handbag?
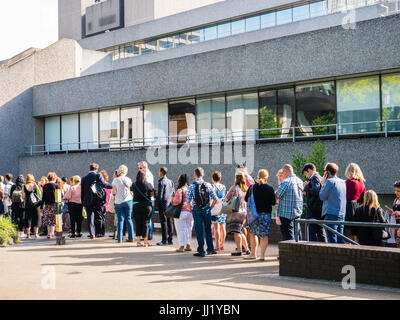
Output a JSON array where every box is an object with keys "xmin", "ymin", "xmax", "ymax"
[
  {"xmin": 29, "ymin": 185, "xmax": 41, "ymax": 207},
  {"xmin": 211, "ymin": 184, "xmax": 224, "ymax": 216},
  {"xmin": 246, "ymin": 185, "xmax": 260, "ymax": 225},
  {"xmin": 108, "ymin": 195, "xmax": 116, "ymax": 214},
  {"xmin": 221, "ymin": 187, "xmax": 240, "ymax": 214},
  {"xmin": 372, "ymin": 208, "xmax": 391, "ymax": 241},
  {"xmin": 62, "ymin": 202, "xmax": 69, "ymax": 214},
  {"xmin": 164, "ymin": 189, "xmax": 184, "ymax": 219}
]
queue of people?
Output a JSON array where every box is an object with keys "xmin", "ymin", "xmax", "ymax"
[{"xmin": 1, "ymin": 160, "xmax": 399, "ymax": 257}]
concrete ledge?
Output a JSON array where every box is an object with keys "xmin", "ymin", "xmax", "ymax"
[{"xmin": 279, "ymin": 241, "xmax": 400, "ymax": 288}]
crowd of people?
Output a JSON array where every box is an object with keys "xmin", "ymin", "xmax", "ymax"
[{"xmin": 0, "ymin": 160, "xmax": 399, "ymax": 258}]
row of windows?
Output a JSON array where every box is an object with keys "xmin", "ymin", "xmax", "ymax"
[
  {"xmin": 44, "ymin": 72, "xmax": 400, "ymax": 151},
  {"xmin": 105, "ymin": 0, "xmax": 382, "ymax": 61}
]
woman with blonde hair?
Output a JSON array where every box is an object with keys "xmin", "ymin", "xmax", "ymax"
[
  {"xmin": 352, "ymin": 190, "xmax": 387, "ymax": 246},
  {"xmin": 344, "ymin": 163, "xmax": 366, "ymax": 239},
  {"xmin": 22, "ymin": 174, "xmax": 41, "ymax": 239},
  {"xmin": 224, "ymin": 173, "xmax": 250, "ymax": 256},
  {"xmin": 63, "ymin": 176, "xmax": 83, "ymax": 238},
  {"xmin": 245, "ymin": 169, "xmax": 276, "ymax": 260},
  {"xmin": 112, "ymin": 165, "xmax": 135, "ymax": 243}
]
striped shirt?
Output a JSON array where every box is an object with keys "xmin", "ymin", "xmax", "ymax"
[{"xmin": 276, "ymin": 174, "xmax": 304, "ymax": 220}]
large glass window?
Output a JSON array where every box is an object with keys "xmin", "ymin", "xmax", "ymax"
[
  {"xmin": 144, "ymin": 102, "xmax": 169, "ymax": 146},
  {"xmin": 293, "ymin": 4, "xmax": 310, "ymax": 22},
  {"xmin": 197, "ymin": 96, "xmax": 226, "ymax": 142},
  {"xmin": 169, "ymin": 99, "xmax": 196, "ymax": 144},
  {"xmin": 295, "ymin": 82, "xmax": 336, "ymax": 136},
  {"xmin": 99, "ymin": 109, "xmax": 120, "ymax": 148},
  {"xmin": 141, "ymin": 40, "xmax": 158, "ymax": 55},
  {"xmin": 276, "ymin": 8, "xmax": 293, "ymax": 25},
  {"xmin": 121, "ymin": 106, "xmax": 143, "ymax": 147},
  {"xmin": 80, "ymin": 111, "xmax": 98, "ymax": 150},
  {"xmin": 259, "ymin": 89, "xmax": 295, "ymax": 139},
  {"xmin": 45, "ymin": 116, "xmax": 60, "ymax": 152},
  {"xmin": 245, "ymin": 16, "xmax": 260, "ymax": 32},
  {"xmin": 231, "ymin": 19, "xmax": 245, "ymax": 35},
  {"xmin": 337, "ymin": 76, "xmax": 380, "ymax": 134},
  {"xmin": 347, "ymin": 0, "xmax": 367, "ymax": 9},
  {"xmin": 204, "ymin": 26, "xmax": 217, "ymax": 41},
  {"xmin": 310, "ymin": 1, "xmax": 327, "ymax": 17},
  {"xmin": 227, "ymin": 92, "xmax": 258, "ymax": 141},
  {"xmin": 61, "ymin": 114, "xmax": 79, "ymax": 151},
  {"xmin": 382, "ymin": 73, "xmax": 400, "ymax": 132},
  {"xmin": 217, "ymin": 22, "xmax": 231, "ymax": 38},
  {"xmin": 330, "ymin": 0, "xmax": 347, "ymax": 13},
  {"xmin": 261, "ymin": 11, "xmax": 276, "ymax": 28},
  {"xmin": 191, "ymin": 29, "xmax": 205, "ymax": 44}
]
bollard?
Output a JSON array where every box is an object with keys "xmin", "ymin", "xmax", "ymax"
[{"xmin": 54, "ymin": 189, "xmax": 66, "ymax": 245}]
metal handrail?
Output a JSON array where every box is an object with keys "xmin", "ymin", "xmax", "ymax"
[
  {"xmin": 294, "ymin": 218, "xmax": 400, "ymax": 245},
  {"xmin": 24, "ymin": 119, "xmax": 400, "ymax": 156}
]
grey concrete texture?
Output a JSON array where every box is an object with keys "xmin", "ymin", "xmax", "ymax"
[
  {"xmin": 18, "ymin": 136, "xmax": 400, "ymax": 194},
  {"xmin": 33, "ymin": 13, "xmax": 400, "ymax": 117},
  {"xmin": 2, "ymin": 234, "xmax": 400, "ymax": 300}
]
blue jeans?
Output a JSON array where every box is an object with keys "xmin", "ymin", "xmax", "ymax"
[
  {"xmin": 280, "ymin": 216, "xmax": 302, "ymax": 241},
  {"xmin": 115, "ymin": 201, "xmax": 134, "ymax": 242},
  {"xmin": 192, "ymin": 206, "xmax": 213, "ymax": 255},
  {"xmin": 324, "ymin": 214, "xmax": 345, "ymax": 244}
]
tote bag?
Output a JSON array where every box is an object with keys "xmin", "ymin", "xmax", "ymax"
[
  {"xmin": 165, "ymin": 189, "xmax": 184, "ymax": 219},
  {"xmin": 246, "ymin": 185, "xmax": 259, "ymax": 225}
]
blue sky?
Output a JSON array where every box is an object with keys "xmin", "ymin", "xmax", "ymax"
[{"xmin": 0, "ymin": 0, "xmax": 58, "ymax": 61}]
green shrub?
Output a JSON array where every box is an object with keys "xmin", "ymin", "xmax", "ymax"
[{"xmin": 0, "ymin": 217, "xmax": 19, "ymax": 246}]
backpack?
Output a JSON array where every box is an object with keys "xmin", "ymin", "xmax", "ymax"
[
  {"xmin": 90, "ymin": 183, "xmax": 106, "ymax": 207},
  {"xmin": 11, "ymin": 188, "xmax": 23, "ymax": 203},
  {"xmin": 194, "ymin": 182, "xmax": 210, "ymax": 208}
]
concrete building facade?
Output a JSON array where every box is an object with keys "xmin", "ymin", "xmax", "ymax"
[{"xmin": 1, "ymin": 0, "xmax": 400, "ymax": 195}]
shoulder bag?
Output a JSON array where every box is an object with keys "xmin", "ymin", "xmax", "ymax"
[
  {"xmin": 164, "ymin": 189, "xmax": 184, "ymax": 219},
  {"xmin": 108, "ymin": 194, "xmax": 116, "ymax": 214},
  {"xmin": 29, "ymin": 185, "xmax": 41, "ymax": 207},
  {"xmin": 246, "ymin": 185, "xmax": 260, "ymax": 225},
  {"xmin": 221, "ymin": 186, "xmax": 240, "ymax": 214},
  {"xmin": 372, "ymin": 207, "xmax": 391, "ymax": 241}
]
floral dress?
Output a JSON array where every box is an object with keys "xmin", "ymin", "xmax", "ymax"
[
  {"xmin": 211, "ymin": 183, "xmax": 227, "ymax": 224},
  {"xmin": 42, "ymin": 204, "xmax": 56, "ymax": 227}
]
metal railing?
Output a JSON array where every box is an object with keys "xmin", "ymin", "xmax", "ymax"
[
  {"xmin": 295, "ymin": 218, "xmax": 400, "ymax": 245},
  {"xmin": 25, "ymin": 119, "xmax": 400, "ymax": 156}
]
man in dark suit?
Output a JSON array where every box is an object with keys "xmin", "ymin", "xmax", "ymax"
[
  {"xmin": 81, "ymin": 163, "xmax": 112, "ymax": 239},
  {"xmin": 302, "ymin": 163, "xmax": 326, "ymax": 243},
  {"xmin": 156, "ymin": 167, "xmax": 175, "ymax": 246}
]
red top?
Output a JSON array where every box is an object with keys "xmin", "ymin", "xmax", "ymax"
[{"xmin": 345, "ymin": 179, "xmax": 365, "ymax": 202}]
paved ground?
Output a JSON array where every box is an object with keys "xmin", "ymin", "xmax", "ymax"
[{"xmin": 1, "ymin": 232, "xmax": 400, "ymax": 300}]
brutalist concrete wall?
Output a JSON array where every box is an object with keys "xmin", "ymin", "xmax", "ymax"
[
  {"xmin": 279, "ymin": 241, "xmax": 400, "ymax": 288},
  {"xmin": 33, "ymin": 13, "xmax": 400, "ymax": 117},
  {"xmin": 18, "ymin": 136, "xmax": 400, "ymax": 194}
]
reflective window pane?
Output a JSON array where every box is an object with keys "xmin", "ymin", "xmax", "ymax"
[
  {"xmin": 176, "ymin": 32, "xmax": 190, "ymax": 47},
  {"xmin": 347, "ymin": 0, "xmax": 366, "ymax": 9},
  {"xmin": 295, "ymin": 82, "xmax": 336, "ymax": 136},
  {"xmin": 99, "ymin": 109, "xmax": 120, "ymax": 148},
  {"xmin": 245, "ymin": 16, "xmax": 260, "ymax": 32},
  {"xmin": 197, "ymin": 96, "xmax": 226, "ymax": 142},
  {"xmin": 329, "ymin": 0, "xmax": 347, "ymax": 13},
  {"xmin": 204, "ymin": 26, "xmax": 217, "ymax": 41},
  {"xmin": 141, "ymin": 40, "xmax": 157, "ymax": 55},
  {"xmin": 45, "ymin": 116, "xmax": 60, "ymax": 152},
  {"xmin": 293, "ymin": 4, "xmax": 310, "ymax": 22},
  {"xmin": 112, "ymin": 46, "xmax": 120, "ymax": 60},
  {"xmin": 122, "ymin": 44, "xmax": 135, "ymax": 58},
  {"xmin": 310, "ymin": 1, "xmax": 327, "ymax": 17},
  {"xmin": 259, "ymin": 89, "xmax": 295, "ymax": 139},
  {"xmin": 121, "ymin": 106, "xmax": 143, "ymax": 147},
  {"xmin": 61, "ymin": 114, "xmax": 79, "ymax": 151},
  {"xmin": 169, "ymin": 99, "xmax": 196, "ymax": 143},
  {"xmin": 217, "ymin": 22, "xmax": 231, "ymax": 38},
  {"xmin": 337, "ymin": 76, "xmax": 380, "ymax": 134},
  {"xmin": 261, "ymin": 11, "xmax": 276, "ymax": 28},
  {"xmin": 382, "ymin": 73, "xmax": 400, "ymax": 132},
  {"xmin": 227, "ymin": 92, "xmax": 258, "ymax": 141},
  {"xmin": 144, "ymin": 103, "xmax": 169, "ymax": 146},
  {"xmin": 191, "ymin": 29, "xmax": 204, "ymax": 44},
  {"xmin": 276, "ymin": 8, "xmax": 293, "ymax": 25},
  {"xmin": 231, "ymin": 19, "xmax": 245, "ymax": 35},
  {"xmin": 80, "ymin": 111, "xmax": 99, "ymax": 150}
]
